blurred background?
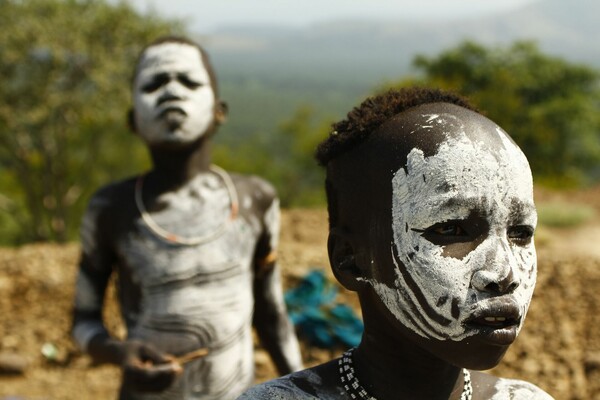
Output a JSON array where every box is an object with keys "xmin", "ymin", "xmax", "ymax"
[
  {"xmin": 0, "ymin": 1, "xmax": 598, "ymax": 399},
  {"xmin": 1, "ymin": 0, "xmax": 598, "ymax": 244}
]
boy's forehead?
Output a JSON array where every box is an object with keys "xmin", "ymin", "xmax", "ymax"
[
  {"xmin": 374, "ymin": 102, "xmax": 513, "ymax": 160},
  {"xmin": 136, "ymin": 42, "xmax": 205, "ymax": 75}
]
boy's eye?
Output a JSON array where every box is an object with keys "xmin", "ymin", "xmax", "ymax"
[
  {"xmin": 432, "ymin": 224, "xmax": 466, "ymax": 236},
  {"xmin": 179, "ymin": 75, "xmax": 203, "ymax": 89},
  {"xmin": 141, "ymin": 75, "xmax": 169, "ymax": 93},
  {"xmin": 142, "ymin": 80, "xmax": 162, "ymax": 93},
  {"xmin": 413, "ymin": 220, "xmax": 472, "ymax": 246},
  {"xmin": 412, "ymin": 215, "xmax": 488, "ymax": 247},
  {"xmin": 507, "ymin": 225, "xmax": 534, "ymax": 245}
]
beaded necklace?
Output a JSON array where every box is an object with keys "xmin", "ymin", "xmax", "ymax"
[
  {"xmin": 135, "ymin": 164, "xmax": 238, "ymax": 245},
  {"xmin": 338, "ymin": 348, "xmax": 473, "ymax": 400}
]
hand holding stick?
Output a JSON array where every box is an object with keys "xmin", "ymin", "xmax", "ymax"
[{"xmin": 173, "ymin": 347, "xmax": 209, "ymax": 365}]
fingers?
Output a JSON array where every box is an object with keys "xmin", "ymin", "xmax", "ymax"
[
  {"xmin": 123, "ymin": 361, "xmax": 182, "ymax": 392},
  {"xmin": 138, "ymin": 342, "xmax": 171, "ymax": 365},
  {"xmin": 121, "ymin": 340, "xmax": 182, "ymax": 393}
]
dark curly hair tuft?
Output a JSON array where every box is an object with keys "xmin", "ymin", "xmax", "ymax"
[{"xmin": 315, "ymin": 87, "xmax": 477, "ymax": 166}]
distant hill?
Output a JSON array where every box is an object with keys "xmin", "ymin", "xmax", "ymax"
[{"xmin": 197, "ymin": 0, "xmax": 600, "ymax": 147}]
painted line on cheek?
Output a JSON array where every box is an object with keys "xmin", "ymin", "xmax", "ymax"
[
  {"xmin": 388, "ymin": 247, "xmax": 452, "ymax": 340},
  {"xmin": 392, "ymin": 245, "xmax": 453, "ymax": 328}
]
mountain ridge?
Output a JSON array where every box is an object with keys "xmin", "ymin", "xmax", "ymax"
[{"xmin": 195, "ymin": 0, "xmax": 600, "ymax": 143}]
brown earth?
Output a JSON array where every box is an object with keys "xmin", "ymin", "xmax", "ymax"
[{"xmin": 1, "ymin": 187, "xmax": 599, "ymax": 399}]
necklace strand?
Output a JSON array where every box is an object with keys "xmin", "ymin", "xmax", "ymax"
[
  {"xmin": 338, "ymin": 348, "xmax": 472, "ymax": 400},
  {"xmin": 135, "ymin": 164, "xmax": 238, "ymax": 246}
]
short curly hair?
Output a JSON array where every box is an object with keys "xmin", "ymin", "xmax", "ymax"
[
  {"xmin": 317, "ymin": 87, "xmax": 478, "ymax": 229},
  {"xmin": 315, "ymin": 87, "xmax": 477, "ymax": 166}
]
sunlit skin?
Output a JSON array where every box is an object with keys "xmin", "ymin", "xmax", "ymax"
[
  {"xmin": 238, "ymin": 101, "xmax": 552, "ymax": 399},
  {"xmin": 132, "ymin": 42, "xmax": 217, "ymax": 148},
  {"xmin": 72, "ymin": 38, "xmax": 302, "ymax": 400},
  {"xmin": 367, "ymin": 104, "xmax": 538, "ymax": 357}
]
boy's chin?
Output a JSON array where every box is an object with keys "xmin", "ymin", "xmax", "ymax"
[
  {"xmin": 145, "ymin": 131, "xmax": 207, "ymax": 151},
  {"xmin": 420, "ymin": 335, "xmax": 511, "ymax": 371}
]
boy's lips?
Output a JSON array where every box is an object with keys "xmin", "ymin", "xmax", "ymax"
[
  {"xmin": 157, "ymin": 106, "xmax": 187, "ymax": 119},
  {"xmin": 464, "ymin": 297, "xmax": 522, "ymax": 346}
]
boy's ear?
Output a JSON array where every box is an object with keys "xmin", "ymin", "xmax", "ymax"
[
  {"xmin": 127, "ymin": 108, "xmax": 136, "ymax": 133},
  {"xmin": 215, "ymin": 100, "xmax": 228, "ymax": 125},
  {"xmin": 328, "ymin": 228, "xmax": 366, "ymax": 292}
]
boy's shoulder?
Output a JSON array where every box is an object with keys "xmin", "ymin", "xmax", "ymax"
[
  {"xmin": 238, "ymin": 359, "xmax": 345, "ymax": 400},
  {"xmin": 231, "ymin": 172, "xmax": 276, "ymax": 196},
  {"xmin": 86, "ymin": 176, "xmax": 137, "ymax": 211},
  {"xmin": 229, "ymin": 172, "xmax": 279, "ymax": 211},
  {"xmin": 471, "ymin": 371, "xmax": 554, "ymax": 399}
]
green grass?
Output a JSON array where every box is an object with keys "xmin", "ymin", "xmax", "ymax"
[{"xmin": 536, "ymin": 202, "xmax": 596, "ymax": 228}]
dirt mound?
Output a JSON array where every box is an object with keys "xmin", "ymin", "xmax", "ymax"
[{"xmin": 0, "ymin": 209, "xmax": 599, "ymax": 399}]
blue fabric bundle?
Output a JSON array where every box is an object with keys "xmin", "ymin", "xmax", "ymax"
[{"xmin": 285, "ymin": 269, "xmax": 363, "ymax": 349}]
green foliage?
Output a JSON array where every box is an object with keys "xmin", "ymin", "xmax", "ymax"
[
  {"xmin": 537, "ymin": 202, "xmax": 596, "ymax": 227},
  {"xmin": 0, "ymin": 0, "xmax": 183, "ymax": 243},
  {"xmin": 214, "ymin": 106, "xmax": 330, "ymax": 207},
  {"xmin": 388, "ymin": 41, "xmax": 600, "ymax": 187},
  {"xmin": 3, "ymin": 6, "xmax": 600, "ymax": 246}
]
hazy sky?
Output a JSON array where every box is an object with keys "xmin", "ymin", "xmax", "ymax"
[{"xmin": 119, "ymin": 0, "xmax": 540, "ymax": 33}]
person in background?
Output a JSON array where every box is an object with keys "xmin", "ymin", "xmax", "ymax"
[{"xmin": 71, "ymin": 36, "xmax": 302, "ymax": 400}]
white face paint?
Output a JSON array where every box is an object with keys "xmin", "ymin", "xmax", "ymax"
[
  {"xmin": 133, "ymin": 42, "xmax": 216, "ymax": 146},
  {"xmin": 364, "ymin": 113, "xmax": 537, "ymax": 342}
]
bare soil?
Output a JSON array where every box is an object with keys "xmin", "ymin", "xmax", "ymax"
[{"xmin": 1, "ymin": 187, "xmax": 599, "ymax": 399}]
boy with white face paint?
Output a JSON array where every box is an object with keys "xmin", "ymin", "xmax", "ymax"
[
  {"xmin": 238, "ymin": 87, "xmax": 553, "ymax": 399},
  {"xmin": 71, "ymin": 36, "xmax": 302, "ymax": 400},
  {"xmin": 132, "ymin": 41, "xmax": 217, "ymax": 148}
]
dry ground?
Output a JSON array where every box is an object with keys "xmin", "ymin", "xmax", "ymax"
[{"xmin": 1, "ymin": 187, "xmax": 599, "ymax": 399}]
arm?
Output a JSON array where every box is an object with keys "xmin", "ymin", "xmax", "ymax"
[
  {"xmin": 71, "ymin": 188, "xmax": 180, "ymax": 391},
  {"xmin": 252, "ymin": 193, "xmax": 303, "ymax": 375},
  {"xmin": 72, "ymin": 192, "xmax": 121, "ymax": 364}
]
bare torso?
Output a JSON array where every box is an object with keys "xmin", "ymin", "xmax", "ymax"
[{"xmin": 74, "ymin": 171, "xmax": 283, "ymax": 399}]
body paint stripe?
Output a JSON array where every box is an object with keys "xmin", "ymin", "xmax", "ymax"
[
  {"xmin": 392, "ymin": 244, "xmax": 453, "ymax": 327},
  {"xmin": 390, "ymin": 248, "xmax": 449, "ymax": 339},
  {"xmin": 145, "ymin": 261, "xmax": 241, "ymax": 293}
]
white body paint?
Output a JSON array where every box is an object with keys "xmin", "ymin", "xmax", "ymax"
[
  {"xmin": 73, "ymin": 174, "xmax": 303, "ymax": 399},
  {"xmin": 363, "ymin": 113, "xmax": 537, "ymax": 341},
  {"xmin": 133, "ymin": 43, "xmax": 216, "ymax": 146},
  {"xmin": 127, "ymin": 174, "xmax": 255, "ymax": 398},
  {"xmin": 491, "ymin": 377, "xmax": 555, "ymax": 399}
]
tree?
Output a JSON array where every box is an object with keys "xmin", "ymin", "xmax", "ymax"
[
  {"xmin": 214, "ymin": 106, "xmax": 330, "ymax": 207},
  {"xmin": 0, "ymin": 0, "xmax": 183, "ymax": 243},
  {"xmin": 388, "ymin": 41, "xmax": 600, "ymax": 187}
]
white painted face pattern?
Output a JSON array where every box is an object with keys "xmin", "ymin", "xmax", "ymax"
[
  {"xmin": 365, "ymin": 113, "xmax": 537, "ymax": 341},
  {"xmin": 133, "ymin": 43, "xmax": 216, "ymax": 146}
]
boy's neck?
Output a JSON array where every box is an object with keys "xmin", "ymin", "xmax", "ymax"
[
  {"xmin": 355, "ymin": 311, "xmax": 466, "ymax": 400},
  {"xmin": 147, "ymin": 138, "xmax": 213, "ymax": 190}
]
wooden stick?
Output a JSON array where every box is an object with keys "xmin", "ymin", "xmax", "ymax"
[{"xmin": 173, "ymin": 347, "xmax": 209, "ymax": 365}]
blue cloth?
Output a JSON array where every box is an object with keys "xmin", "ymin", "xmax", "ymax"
[{"xmin": 285, "ymin": 269, "xmax": 363, "ymax": 348}]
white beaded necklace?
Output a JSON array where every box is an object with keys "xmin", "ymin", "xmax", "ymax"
[
  {"xmin": 135, "ymin": 164, "xmax": 239, "ymax": 246},
  {"xmin": 338, "ymin": 348, "xmax": 473, "ymax": 400}
]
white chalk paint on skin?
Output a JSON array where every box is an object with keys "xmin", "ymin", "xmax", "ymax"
[
  {"xmin": 491, "ymin": 377, "xmax": 555, "ymax": 399},
  {"xmin": 148, "ymin": 172, "xmax": 231, "ymax": 240},
  {"xmin": 133, "ymin": 42, "xmax": 216, "ymax": 146},
  {"xmin": 264, "ymin": 198, "xmax": 281, "ymax": 250},
  {"xmin": 122, "ymin": 188, "xmax": 260, "ymax": 398},
  {"xmin": 362, "ymin": 113, "xmax": 537, "ymax": 341}
]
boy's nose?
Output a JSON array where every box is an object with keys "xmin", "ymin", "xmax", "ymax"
[
  {"xmin": 471, "ymin": 238, "xmax": 520, "ymax": 294},
  {"xmin": 471, "ymin": 268, "xmax": 519, "ymax": 294},
  {"xmin": 158, "ymin": 80, "xmax": 186, "ymax": 102},
  {"xmin": 157, "ymin": 91, "xmax": 180, "ymax": 106}
]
